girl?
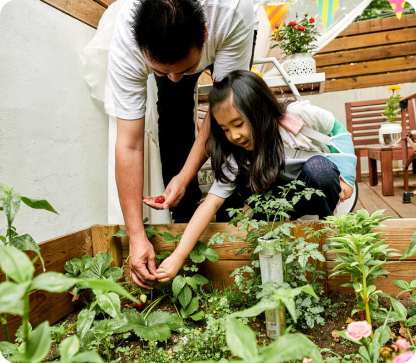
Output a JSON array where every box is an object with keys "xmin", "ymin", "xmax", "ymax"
[{"xmin": 155, "ymin": 70, "xmax": 356, "ymax": 283}]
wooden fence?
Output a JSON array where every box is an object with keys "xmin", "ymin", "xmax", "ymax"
[{"xmin": 1, "ymin": 219, "xmax": 415, "ymax": 341}]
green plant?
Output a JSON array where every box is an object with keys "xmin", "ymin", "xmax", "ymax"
[
  {"xmin": 270, "ymin": 13, "xmax": 320, "ymax": 56},
  {"xmin": 383, "ymin": 86, "xmax": 401, "ymax": 123}
]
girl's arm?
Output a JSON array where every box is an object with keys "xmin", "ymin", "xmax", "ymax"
[{"xmin": 155, "ymin": 193, "xmax": 226, "ymax": 283}]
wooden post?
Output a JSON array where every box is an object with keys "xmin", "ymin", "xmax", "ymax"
[{"xmin": 91, "ymin": 225, "xmax": 123, "ymax": 268}]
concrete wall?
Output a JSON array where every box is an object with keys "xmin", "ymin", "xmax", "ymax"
[
  {"xmin": 0, "ymin": 0, "xmax": 108, "ymax": 242},
  {"xmin": 302, "ymin": 82, "xmax": 416, "ymax": 173}
]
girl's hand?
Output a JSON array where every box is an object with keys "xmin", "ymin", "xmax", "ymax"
[
  {"xmin": 155, "ymin": 254, "xmax": 184, "ymax": 283},
  {"xmin": 339, "ymin": 178, "xmax": 353, "ymax": 202}
]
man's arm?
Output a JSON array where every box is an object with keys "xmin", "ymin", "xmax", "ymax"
[
  {"xmin": 143, "ymin": 112, "xmax": 211, "ymax": 209},
  {"xmin": 116, "ymin": 117, "xmax": 157, "ymax": 288}
]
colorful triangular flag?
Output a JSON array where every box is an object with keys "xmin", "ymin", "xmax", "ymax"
[
  {"xmin": 263, "ymin": 3, "xmax": 290, "ymax": 32},
  {"xmin": 388, "ymin": 0, "xmax": 406, "ymax": 19},
  {"xmin": 315, "ymin": 0, "xmax": 342, "ymax": 30}
]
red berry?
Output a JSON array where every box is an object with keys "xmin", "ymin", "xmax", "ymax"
[
  {"xmin": 297, "ymin": 26, "xmax": 305, "ymax": 31},
  {"xmin": 136, "ymin": 302, "xmax": 143, "ymax": 309},
  {"xmin": 309, "ymin": 17, "xmax": 315, "ymax": 23},
  {"xmin": 288, "ymin": 21, "xmax": 297, "ymax": 26},
  {"xmin": 155, "ymin": 195, "xmax": 165, "ymax": 204}
]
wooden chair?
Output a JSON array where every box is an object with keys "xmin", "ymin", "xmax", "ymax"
[{"xmin": 345, "ymin": 99, "xmax": 416, "ymax": 196}]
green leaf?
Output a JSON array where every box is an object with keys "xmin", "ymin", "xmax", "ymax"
[
  {"xmin": 96, "ymin": 292, "xmax": 123, "ymax": 323},
  {"xmin": 158, "ymin": 232, "xmax": 182, "ymax": 243},
  {"xmin": 260, "ymin": 333, "xmax": 323, "ymax": 363},
  {"xmin": 59, "ymin": 335, "xmax": 79, "ymax": 360},
  {"xmin": 205, "ymin": 248, "xmax": 220, "ymax": 262},
  {"xmin": 0, "ymin": 245, "xmax": 34, "ymax": 283},
  {"xmin": 65, "ymin": 259, "xmax": 82, "ymax": 276},
  {"xmin": 77, "ymin": 309, "xmax": 96, "ymax": 339},
  {"xmin": 89, "ymin": 252, "xmax": 113, "ymax": 278},
  {"xmin": 373, "ymin": 325, "xmax": 391, "ymax": 347},
  {"xmin": 190, "ymin": 241, "xmax": 208, "ymax": 263},
  {"xmin": 390, "ymin": 297, "xmax": 408, "ymax": 321},
  {"xmin": 8, "ymin": 321, "xmax": 52, "ymax": 363},
  {"xmin": 2, "ymin": 193, "xmax": 21, "ymax": 226},
  {"xmin": 146, "ymin": 311, "xmax": 182, "ymax": 331},
  {"xmin": 401, "ymin": 232, "xmax": 416, "ymax": 260},
  {"xmin": 29, "ymin": 272, "xmax": 78, "ymax": 293},
  {"xmin": 178, "ymin": 285, "xmax": 192, "ymax": 308},
  {"xmin": 81, "ymin": 255, "xmax": 92, "ymax": 271},
  {"xmin": 0, "ymin": 341, "xmax": 17, "ymax": 358},
  {"xmin": 229, "ymin": 300, "xmax": 279, "ymax": 319},
  {"xmin": 393, "ymin": 280, "xmax": 410, "ymax": 291},
  {"xmin": 172, "ymin": 275, "xmax": 186, "ymax": 297},
  {"xmin": 63, "ymin": 351, "xmax": 104, "ymax": 362},
  {"xmin": 190, "ymin": 311, "xmax": 204, "ymax": 321},
  {"xmin": 226, "ymin": 317, "xmax": 258, "ymax": 361},
  {"xmin": 0, "ymin": 183, "xmax": 12, "ymax": 194},
  {"xmin": 0, "ymin": 281, "xmax": 30, "ymax": 315},
  {"xmin": 145, "ymin": 225, "xmax": 157, "ymax": 239},
  {"xmin": 185, "ymin": 276, "xmax": 198, "ymax": 290},
  {"xmin": 10, "ymin": 234, "xmax": 46, "ymax": 271},
  {"xmin": 108, "ymin": 228, "xmax": 126, "ymax": 237},
  {"xmin": 181, "ymin": 297, "xmax": 199, "ymax": 318},
  {"xmin": 192, "ymin": 274, "xmax": 209, "ymax": 286},
  {"xmin": 80, "ymin": 279, "xmax": 138, "ymax": 303},
  {"xmin": 103, "ymin": 267, "xmax": 123, "ymax": 281},
  {"xmin": 21, "ymin": 196, "xmax": 58, "ymax": 214}
]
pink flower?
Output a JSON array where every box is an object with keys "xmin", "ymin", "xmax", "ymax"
[
  {"xmin": 345, "ymin": 321, "xmax": 372, "ymax": 340},
  {"xmin": 303, "ymin": 359, "xmax": 313, "ymax": 363},
  {"xmin": 396, "ymin": 338, "xmax": 411, "ymax": 352},
  {"xmin": 393, "ymin": 351, "xmax": 415, "ymax": 363}
]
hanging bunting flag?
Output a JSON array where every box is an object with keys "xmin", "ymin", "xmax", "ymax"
[
  {"xmin": 315, "ymin": 0, "xmax": 342, "ymax": 30},
  {"xmin": 388, "ymin": 0, "xmax": 406, "ymax": 19},
  {"xmin": 263, "ymin": 3, "xmax": 290, "ymax": 32}
]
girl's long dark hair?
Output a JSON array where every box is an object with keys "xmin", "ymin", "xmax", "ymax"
[{"xmin": 208, "ymin": 70, "xmax": 288, "ymax": 194}]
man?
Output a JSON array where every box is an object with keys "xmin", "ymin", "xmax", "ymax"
[{"xmin": 108, "ymin": 0, "xmax": 255, "ymax": 288}]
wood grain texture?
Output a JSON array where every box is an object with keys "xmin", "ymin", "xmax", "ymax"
[
  {"xmin": 324, "ymin": 71, "xmax": 416, "ymax": 93},
  {"xmin": 41, "ymin": 0, "xmax": 105, "ymax": 28},
  {"xmin": 93, "ymin": 0, "xmax": 116, "ymax": 7},
  {"xmin": 337, "ymin": 14, "xmax": 416, "ymax": 37},
  {"xmin": 91, "ymin": 225, "xmax": 123, "ymax": 268}
]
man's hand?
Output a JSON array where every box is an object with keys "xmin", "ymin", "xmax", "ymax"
[
  {"xmin": 155, "ymin": 253, "xmax": 185, "ymax": 283},
  {"xmin": 129, "ymin": 234, "xmax": 157, "ymax": 289},
  {"xmin": 339, "ymin": 178, "xmax": 354, "ymax": 203},
  {"xmin": 143, "ymin": 174, "xmax": 187, "ymax": 210}
]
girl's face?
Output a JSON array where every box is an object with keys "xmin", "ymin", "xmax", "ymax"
[{"xmin": 213, "ymin": 95, "xmax": 253, "ymax": 151}]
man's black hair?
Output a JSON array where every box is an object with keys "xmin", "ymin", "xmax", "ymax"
[{"xmin": 131, "ymin": 0, "xmax": 206, "ymax": 65}]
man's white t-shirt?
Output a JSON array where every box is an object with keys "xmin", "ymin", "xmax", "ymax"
[
  {"xmin": 209, "ymin": 101, "xmax": 336, "ymax": 199},
  {"xmin": 108, "ymin": 0, "xmax": 255, "ymax": 120}
]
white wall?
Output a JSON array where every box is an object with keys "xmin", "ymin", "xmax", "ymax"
[
  {"xmin": 0, "ymin": 0, "xmax": 108, "ymax": 242},
  {"xmin": 302, "ymin": 82, "xmax": 416, "ymax": 173}
]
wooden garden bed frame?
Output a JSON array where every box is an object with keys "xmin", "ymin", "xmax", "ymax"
[{"xmin": 1, "ymin": 219, "xmax": 415, "ymax": 341}]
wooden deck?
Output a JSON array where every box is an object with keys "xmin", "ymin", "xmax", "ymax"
[{"xmin": 354, "ymin": 172, "xmax": 416, "ymax": 218}]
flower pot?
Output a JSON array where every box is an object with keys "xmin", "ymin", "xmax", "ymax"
[
  {"xmin": 379, "ymin": 122, "xmax": 402, "ymax": 147},
  {"xmin": 282, "ymin": 53, "xmax": 316, "ymax": 76},
  {"xmin": 258, "ymin": 236, "xmax": 284, "ymax": 339}
]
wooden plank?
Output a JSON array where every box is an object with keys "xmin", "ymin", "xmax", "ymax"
[
  {"xmin": 123, "ymin": 259, "xmax": 251, "ymax": 291},
  {"xmin": 91, "ymin": 225, "xmax": 123, "ymax": 268},
  {"xmin": 355, "ymin": 181, "xmax": 398, "ymax": 217},
  {"xmin": 41, "ymin": 0, "xmax": 105, "ymax": 29},
  {"xmin": 315, "ymin": 43, "xmax": 416, "ymax": 67},
  {"xmin": 0, "ymin": 228, "xmax": 92, "ymax": 341},
  {"xmin": 93, "ymin": 0, "xmax": 115, "ymax": 7},
  {"xmin": 337, "ymin": 14, "xmax": 416, "ymax": 37},
  {"xmin": 319, "ymin": 57, "xmax": 416, "ymax": 79},
  {"xmin": 324, "ymin": 70, "xmax": 416, "ymax": 93},
  {"xmin": 327, "ymin": 261, "xmax": 416, "ymax": 296},
  {"xmin": 319, "ymin": 28, "xmax": 416, "ymax": 53}
]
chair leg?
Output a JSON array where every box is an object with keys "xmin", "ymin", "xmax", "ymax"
[
  {"xmin": 413, "ymin": 159, "xmax": 416, "ymax": 174},
  {"xmin": 380, "ymin": 150, "xmax": 394, "ymax": 196},
  {"xmin": 368, "ymin": 157, "xmax": 378, "ymax": 186},
  {"xmin": 356, "ymin": 151, "xmax": 362, "ymax": 182}
]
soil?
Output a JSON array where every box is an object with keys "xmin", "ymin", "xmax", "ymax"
[{"xmin": 45, "ymin": 291, "xmax": 416, "ymax": 362}]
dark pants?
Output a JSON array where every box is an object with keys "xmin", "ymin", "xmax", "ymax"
[
  {"xmin": 235, "ymin": 156, "xmax": 342, "ymax": 222},
  {"xmin": 154, "ymin": 30, "xmax": 258, "ymax": 223}
]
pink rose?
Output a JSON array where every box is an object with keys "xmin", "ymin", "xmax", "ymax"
[
  {"xmin": 396, "ymin": 338, "xmax": 411, "ymax": 352},
  {"xmin": 393, "ymin": 351, "xmax": 415, "ymax": 363},
  {"xmin": 303, "ymin": 359, "xmax": 313, "ymax": 363},
  {"xmin": 345, "ymin": 321, "xmax": 372, "ymax": 340}
]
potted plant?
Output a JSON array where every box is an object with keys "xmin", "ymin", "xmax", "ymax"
[
  {"xmin": 270, "ymin": 13, "xmax": 320, "ymax": 76},
  {"xmin": 380, "ymin": 85, "xmax": 402, "ymax": 147}
]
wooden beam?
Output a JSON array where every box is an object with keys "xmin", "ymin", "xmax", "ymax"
[
  {"xmin": 315, "ymin": 43, "xmax": 416, "ymax": 67},
  {"xmin": 93, "ymin": 0, "xmax": 116, "ymax": 8},
  {"xmin": 319, "ymin": 28, "xmax": 416, "ymax": 53},
  {"xmin": 324, "ymin": 70, "xmax": 416, "ymax": 93},
  {"xmin": 319, "ymin": 57, "xmax": 416, "ymax": 79},
  {"xmin": 338, "ymin": 14, "xmax": 416, "ymax": 37},
  {"xmin": 91, "ymin": 225, "xmax": 123, "ymax": 268},
  {"xmin": 41, "ymin": 0, "xmax": 105, "ymax": 29}
]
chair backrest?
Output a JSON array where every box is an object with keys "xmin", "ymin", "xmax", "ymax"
[{"xmin": 345, "ymin": 98, "xmax": 416, "ymax": 148}]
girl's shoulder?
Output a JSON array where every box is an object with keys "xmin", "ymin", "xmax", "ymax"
[{"xmin": 286, "ymin": 100, "xmax": 335, "ymax": 135}]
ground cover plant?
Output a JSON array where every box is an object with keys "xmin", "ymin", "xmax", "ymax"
[{"xmin": 2, "ymin": 181, "xmax": 416, "ymax": 363}]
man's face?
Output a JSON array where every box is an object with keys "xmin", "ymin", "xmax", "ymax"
[{"xmin": 144, "ymin": 47, "xmax": 204, "ymax": 83}]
